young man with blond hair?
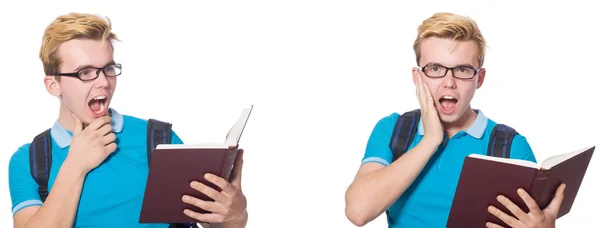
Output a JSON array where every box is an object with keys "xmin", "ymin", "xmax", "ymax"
[
  {"xmin": 345, "ymin": 12, "xmax": 566, "ymax": 228},
  {"xmin": 8, "ymin": 12, "xmax": 248, "ymax": 228}
]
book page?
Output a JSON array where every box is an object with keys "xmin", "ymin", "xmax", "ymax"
[
  {"xmin": 224, "ymin": 105, "xmax": 253, "ymax": 147},
  {"xmin": 153, "ymin": 105, "xmax": 253, "ymax": 150},
  {"xmin": 468, "ymin": 154, "xmax": 541, "ymax": 169},
  {"xmin": 541, "ymin": 145, "xmax": 594, "ymax": 169}
]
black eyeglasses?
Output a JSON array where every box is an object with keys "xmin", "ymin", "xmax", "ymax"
[
  {"xmin": 418, "ymin": 64, "xmax": 479, "ymax": 79},
  {"xmin": 54, "ymin": 63, "xmax": 122, "ymax": 81}
]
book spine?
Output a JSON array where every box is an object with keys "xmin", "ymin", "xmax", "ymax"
[
  {"xmin": 221, "ymin": 146, "xmax": 239, "ymax": 181},
  {"xmin": 529, "ymin": 169, "xmax": 551, "ymax": 210}
]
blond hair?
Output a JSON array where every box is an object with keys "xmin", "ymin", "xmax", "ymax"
[
  {"xmin": 39, "ymin": 12, "xmax": 119, "ymax": 76},
  {"xmin": 413, "ymin": 12, "xmax": 486, "ymax": 68}
]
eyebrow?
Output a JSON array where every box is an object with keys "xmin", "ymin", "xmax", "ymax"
[
  {"xmin": 425, "ymin": 62, "xmax": 476, "ymax": 69},
  {"xmin": 72, "ymin": 60, "xmax": 116, "ymax": 72}
]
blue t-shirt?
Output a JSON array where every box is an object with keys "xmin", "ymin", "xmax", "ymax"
[
  {"xmin": 361, "ymin": 110, "xmax": 537, "ymax": 228},
  {"xmin": 8, "ymin": 108, "xmax": 183, "ymax": 227}
]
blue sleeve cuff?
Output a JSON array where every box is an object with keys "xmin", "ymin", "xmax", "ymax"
[
  {"xmin": 12, "ymin": 199, "xmax": 43, "ymax": 215},
  {"xmin": 361, "ymin": 157, "xmax": 390, "ymax": 166},
  {"xmin": 361, "ymin": 113, "xmax": 398, "ymax": 166}
]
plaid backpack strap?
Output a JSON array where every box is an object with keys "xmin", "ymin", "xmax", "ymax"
[
  {"xmin": 146, "ymin": 118, "xmax": 172, "ymax": 163},
  {"xmin": 389, "ymin": 109, "xmax": 421, "ymax": 161},
  {"xmin": 29, "ymin": 128, "xmax": 53, "ymax": 202},
  {"xmin": 487, "ymin": 124, "xmax": 518, "ymax": 158}
]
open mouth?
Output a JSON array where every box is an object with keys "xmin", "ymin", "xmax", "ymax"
[
  {"xmin": 438, "ymin": 95, "xmax": 458, "ymax": 113},
  {"xmin": 88, "ymin": 95, "xmax": 108, "ymax": 115}
]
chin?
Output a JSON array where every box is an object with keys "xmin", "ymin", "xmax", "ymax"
[
  {"xmin": 439, "ymin": 114, "xmax": 459, "ymax": 124},
  {"xmin": 437, "ymin": 107, "xmax": 465, "ymax": 125}
]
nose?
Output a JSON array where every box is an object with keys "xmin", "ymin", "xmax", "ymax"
[
  {"xmin": 441, "ymin": 70, "xmax": 457, "ymax": 89},
  {"xmin": 93, "ymin": 70, "xmax": 110, "ymax": 88}
]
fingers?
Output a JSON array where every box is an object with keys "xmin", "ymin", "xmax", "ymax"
[
  {"xmin": 71, "ymin": 113, "xmax": 83, "ymax": 134},
  {"xmin": 412, "ymin": 70, "xmax": 420, "ymax": 98},
  {"xmin": 485, "ymin": 222, "xmax": 505, "ymax": 228},
  {"xmin": 86, "ymin": 116, "xmax": 112, "ymax": 131},
  {"xmin": 190, "ymin": 181, "xmax": 228, "ymax": 203},
  {"xmin": 516, "ymin": 188, "xmax": 542, "ymax": 217},
  {"xmin": 417, "ymin": 71, "xmax": 425, "ymax": 98},
  {"xmin": 205, "ymin": 173, "xmax": 237, "ymax": 195},
  {"xmin": 412, "ymin": 67, "xmax": 419, "ymax": 84},
  {"xmin": 413, "ymin": 70, "xmax": 426, "ymax": 108},
  {"xmin": 417, "ymin": 70, "xmax": 426, "ymax": 101},
  {"xmin": 104, "ymin": 142, "xmax": 117, "ymax": 154},
  {"xmin": 95, "ymin": 123, "xmax": 113, "ymax": 137},
  {"xmin": 412, "ymin": 68, "xmax": 421, "ymax": 94},
  {"xmin": 422, "ymin": 80, "xmax": 434, "ymax": 107},
  {"xmin": 488, "ymin": 205, "xmax": 518, "ymax": 227},
  {"xmin": 415, "ymin": 70, "xmax": 435, "ymax": 108},
  {"xmin": 183, "ymin": 209, "xmax": 227, "ymax": 223},
  {"xmin": 229, "ymin": 149, "xmax": 244, "ymax": 186},
  {"xmin": 99, "ymin": 121, "xmax": 116, "ymax": 154},
  {"xmin": 103, "ymin": 132, "xmax": 117, "ymax": 145},
  {"xmin": 182, "ymin": 195, "xmax": 225, "ymax": 215},
  {"xmin": 496, "ymin": 194, "xmax": 528, "ymax": 222},
  {"xmin": 545, "ymin": 183, "xmax": 566, "ymax": 217},
  {"xmin": 415, "ymin": 69, "xmax": 434, "ymax": 106}
]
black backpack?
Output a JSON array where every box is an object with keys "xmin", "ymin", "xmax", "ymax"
[
  {"xmin": 28, "ymin": 119, "xmax": 198, "ymax": 228},
  {"xmin": 388, "ymin": 109, "xmax": 518, "ymax": 161}
]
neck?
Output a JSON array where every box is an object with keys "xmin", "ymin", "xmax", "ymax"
[
  {"xmin": 443, "ymin": 107, "xmax": 478, "ymax": 138},
  {"xmin": 57, "ymin": 104, "xmax": 78, "ymax": 132},
  {"xmin": 56, "ymin": 104, "xmax": 98, "ymax": 132}
]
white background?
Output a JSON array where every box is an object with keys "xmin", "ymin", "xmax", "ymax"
[{"xmin": 1, "ymin": 0, "xmax": 598, "ymax": 227}]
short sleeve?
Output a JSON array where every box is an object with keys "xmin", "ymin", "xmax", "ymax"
[
  {"xmin": 509, "ymin": 134, "xmax": 537, "ymax": 163},
  {"xmin": 8, "ymin": 144, "xmax": 43, "ymax": 215},
  {"xmin": 361, "ymin": 113, "xmax": 399, "ymax": 166}
]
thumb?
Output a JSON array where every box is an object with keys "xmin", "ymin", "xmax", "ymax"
[
  {"xmin": 230, "ymin": 149, "xmax": 244, "ymax": 187},
  {"xmin": 71, "ymin": 113, "xmax": 83, "ymax": 134},
  {"xmin": 545, "ymin": 183, "xmax": 566, "ymax": 216}
]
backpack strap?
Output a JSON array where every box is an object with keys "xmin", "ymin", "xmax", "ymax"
[
  {"xmin": 487, "ymin": 124, "xmax": 517, "ymax": 158},
  {"xmin": 146, "ymin": 119, "xmax": 172, "ymax": 163},
  {"xmin": 29, "ymin": 129, "xmax": 52, "ymax": 203},
  {"xmin": 389, "ymin": 109, "xmax": 421, "ymax": 161}
]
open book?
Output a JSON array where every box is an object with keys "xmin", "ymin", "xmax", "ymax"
[
  {"xmin": 447, "ymin": 145, "xmax": 595, "ymax": 228},
  {"xmin": 139, "ymin": 105, "xmax": 253, "ymax": 224},
  {"xmin": 155, "ymin": 105, "xmax": 253, "ymax": 150}
]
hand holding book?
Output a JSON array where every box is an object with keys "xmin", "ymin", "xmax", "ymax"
[
  {"xmin": 446, "ymin": 145, "xmax": 594, "ymax": 228},
  {"xmin": 486, "ymin": 183, "xmax": 566, "ymax": 228},
  {"xmin": 182, "ymin": 149, "xmax": 248, "ymax": 224},
  {"xmin": 139, "ymin": 105, "xmax": 253, "ymax": 224}
]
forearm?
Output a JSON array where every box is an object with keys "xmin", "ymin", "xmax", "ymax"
[
  {"xmin": 22, "ymin": 162, "xmax": 86, "ymax": 228},
  {"xmin": 345, "ymin": 138, "xmax": 440, "ymax": 226}
]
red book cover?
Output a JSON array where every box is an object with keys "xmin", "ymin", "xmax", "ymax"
[
  {"xmin": 447, "ymin": 145, "xmax": 595, "ymax": 228},
  {"xmin": 139, "ymin": 106, "xmax": 252, "ymax": 224}
]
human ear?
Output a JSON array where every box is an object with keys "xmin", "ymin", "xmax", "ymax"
[
  {"xmin": 44, "ymin": 76, "xmax": 61, "ymax": 97},
  {"xmin": 476, "ymin": 68, "xmax": 486, "ymax": 89}
]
